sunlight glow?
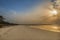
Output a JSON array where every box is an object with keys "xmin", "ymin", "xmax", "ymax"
[{"xmin": 50, "ymin": 9, "xmax": 57, "ymax": 16}]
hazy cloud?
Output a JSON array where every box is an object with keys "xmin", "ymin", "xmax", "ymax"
[{"xmin": 0, "ymin": 0, "xmax": 54, "ymax": 24}]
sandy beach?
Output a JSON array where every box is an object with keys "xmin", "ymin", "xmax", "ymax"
[{"xmin": 0, "ymin": 25, "xmax": 60, "ymax": 40}]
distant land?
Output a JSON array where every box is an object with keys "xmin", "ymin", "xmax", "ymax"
[
  {"xmin": 0, "ymin": 21, "xmax": 19, "ymax": 28},
  {"xmin": 0, "ymin": 15, "xmax": 18, "ymax": 27}
]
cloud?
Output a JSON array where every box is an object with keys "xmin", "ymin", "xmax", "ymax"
[{"xmin": 0, "ymin": 0, "xmax": 53, "ymax": 24}]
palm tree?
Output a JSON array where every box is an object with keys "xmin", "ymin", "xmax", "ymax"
[{"xmin": 0, "ymin": 16, "xmax": 4, "ymax": 23}]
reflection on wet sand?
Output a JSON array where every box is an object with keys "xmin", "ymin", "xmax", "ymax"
[{"xmin": 29, "ymin": 25, "xmax": 60, "ymax": 32}]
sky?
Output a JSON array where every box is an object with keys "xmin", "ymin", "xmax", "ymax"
[{"xmin": 0, "ymin": 0, "xmax": 51, "ymax": 24}]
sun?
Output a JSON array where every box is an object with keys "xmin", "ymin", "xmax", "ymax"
[{"xmin": 50, "ymin": 9, "xmax": 57, "ymax": 16}]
